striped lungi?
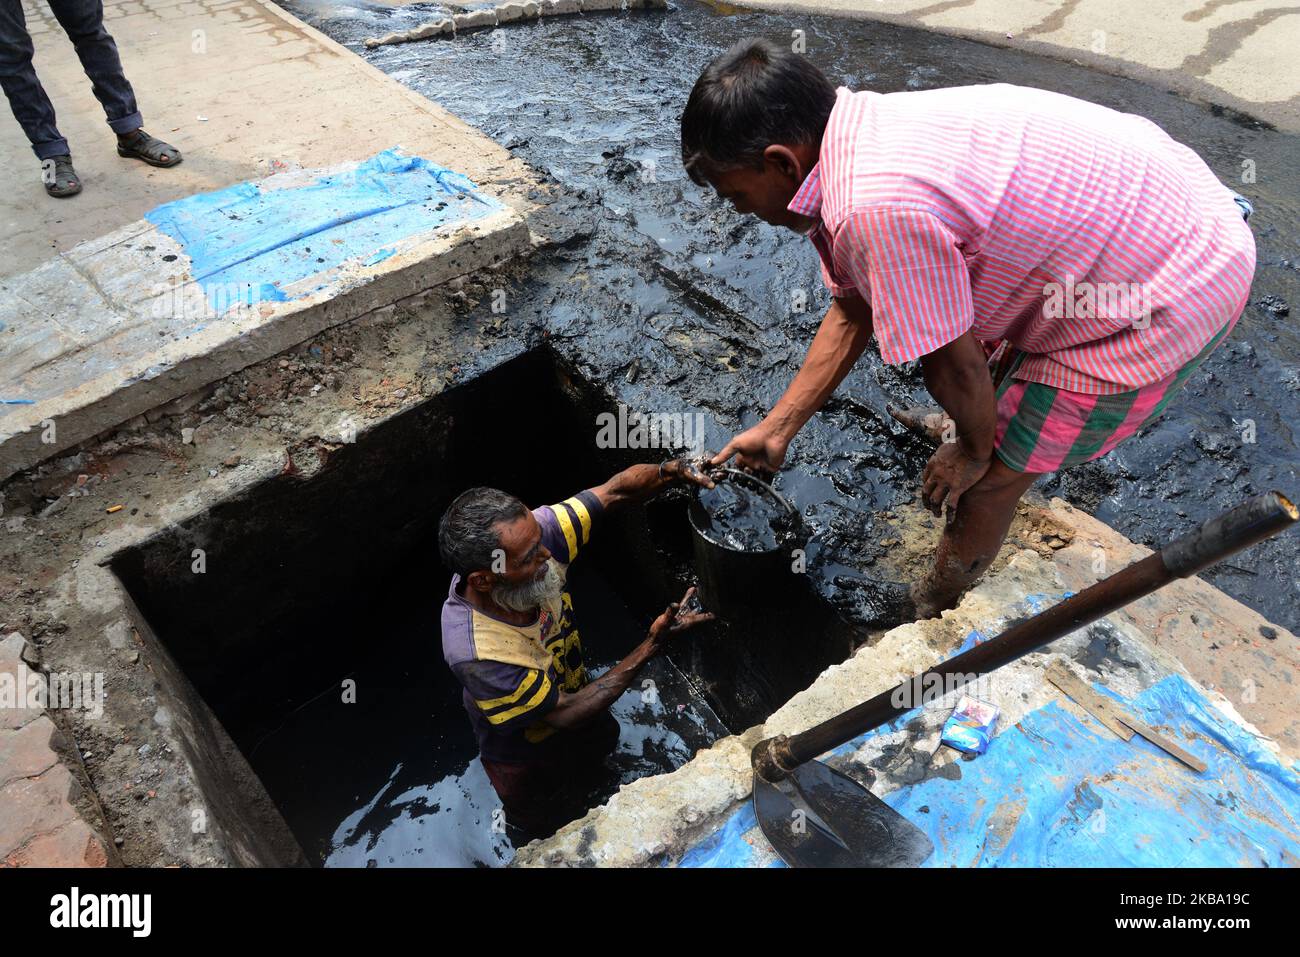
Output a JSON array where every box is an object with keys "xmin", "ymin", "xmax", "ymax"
[{"xmin": 991, "ymin": 319, "xmax": 1237, "ymax": 474}]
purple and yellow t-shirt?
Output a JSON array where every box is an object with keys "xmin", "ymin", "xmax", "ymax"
[{"xmin": 441, "ymin": 490, "xmax": 603, "ymax": 764}]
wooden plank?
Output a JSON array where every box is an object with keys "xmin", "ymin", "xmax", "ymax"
[
  {"xmin": 1045, "ymin": 660, "xmax": 1135, "ymax": 741},
  {"xmin": 1045, "ymin": 660, "xmax": 1207, "ymax": 773},
  {"xmin": 1118, "ymin": 714, "xmax": 1209, "ymax": 773}
]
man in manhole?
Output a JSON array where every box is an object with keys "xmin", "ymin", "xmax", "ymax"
[
  {"xmin": 681, "ymin": 38, "xmax": 1255, "ymax": 620},
  {"xmin": 438, "ymin": 459, "xmax": 715, "ymax": 840}
]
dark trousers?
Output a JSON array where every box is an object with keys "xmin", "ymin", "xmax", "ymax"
[
  {"xmin": 0, "ymin": 0, "xmax": 142, "ymax": 159},
  {"xmin": 481, "ymin": 713, "xmax": 621, "ymax": 843}
]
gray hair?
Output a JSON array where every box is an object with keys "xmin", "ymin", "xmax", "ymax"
[{"xmin": 438, "ymin": 487, "xmax": 529, "ymax": 576}]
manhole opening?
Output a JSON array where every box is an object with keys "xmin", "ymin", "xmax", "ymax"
[{"xmin": 110, "ymin": 347, "xmax": 857, "ymax": 865}]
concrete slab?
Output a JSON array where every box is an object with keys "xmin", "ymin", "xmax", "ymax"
[
  {"xmin": 1, "ymin": 0, "xmax": 540, "ymax": 277},
  {"xmin": 0, "ymin": 150, "xmax": 529, "ymax": 481}
]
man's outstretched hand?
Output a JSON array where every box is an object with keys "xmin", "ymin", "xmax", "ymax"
[
  {"xmin": 648, "ymin": 586, "xmax": 714, "ymax": 647},
  {"xmin": 711, "ymin": 423, "xmax": 789, "ymax": 474},
  {"xmin": 661, "ymin": 456, "xmax": 719, "ymax": 490}
]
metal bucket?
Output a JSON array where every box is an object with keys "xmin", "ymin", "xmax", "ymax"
[{"xmin": 688, "ymin": 469, "xmax": 806, "ymax": 621}]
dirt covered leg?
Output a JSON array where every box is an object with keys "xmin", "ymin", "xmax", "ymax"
[{"xmin": 910, "ymin": 458, "xmax": 1042, "ymax": 618}]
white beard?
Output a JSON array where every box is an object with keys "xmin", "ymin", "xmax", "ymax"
[{"xmin": 491, "ymin": 559, "xmax": 564, "ymax": 614}]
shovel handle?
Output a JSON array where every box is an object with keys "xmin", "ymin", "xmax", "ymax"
[{"xmin": 753, "ymin": 491, "xmax": 1297, "ymax": 781}]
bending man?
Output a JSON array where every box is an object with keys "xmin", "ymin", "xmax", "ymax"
[{"xmin": 682, "ymin": 39, "xmax": 1255, "ymax": 617}]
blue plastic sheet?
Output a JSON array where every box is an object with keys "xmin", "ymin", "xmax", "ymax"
[
  {"xmin": 679, "ymin": 673, "xmax": 1300, "ymax": 867},
  {"xmin": 145, "ymin": 149, "xmax": 502, "ymax": 310}
]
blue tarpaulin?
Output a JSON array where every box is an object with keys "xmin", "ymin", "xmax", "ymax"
[
  {"xmin": 679, "ymin": 672, "xmax": 1300, "ymax": 867},
  {"xmin": 144, "ymin": 149, "xmax": 502, "ymax": 309}
]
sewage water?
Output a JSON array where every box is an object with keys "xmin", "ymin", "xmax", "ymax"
[
  {"xmin": 694, "ymin": 477, "xmax": 795, "ymax": 553},
  {"xmin": 282, "ymin": 0, "xmax": 1300, "ymax": 632}
]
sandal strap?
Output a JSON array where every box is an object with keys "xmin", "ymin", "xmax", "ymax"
[
  {"xmin": 47, "ymin": 155, "xmax": 78, "ymax": 182},
  {"xmin": 43, "ymin": 154, "xmax": 80, "ymax": 194},
  {"xmin": 124, "ymin": 130, "xmax": 175, "ymax": 160}
]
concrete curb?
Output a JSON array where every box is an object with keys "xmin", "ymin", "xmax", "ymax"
[{"xmin": 0, "ymin": 159, "xmax": 530, "ymax": 483}]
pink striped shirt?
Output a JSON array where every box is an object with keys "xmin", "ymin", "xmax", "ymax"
[{"xmin": 790, "ymin": 84, "xmax": 1257, "ymax": 393}]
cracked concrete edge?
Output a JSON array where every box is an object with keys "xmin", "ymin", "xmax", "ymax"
[
  {"xmin": 112, "ymin": 584, "xmax": 311, "ymax": 867},
  {"xmin": 0, "ymin": 208, "xmax": 530, "ymax": 483},
  {"xmin": 722, "ymin": 1, "xmax": 1298, "ymax": 133},
  {"xmin": 513, "ymin": 540, "xmax": 1292, "ymax": 867},
  {"xmin": 0, "ymin": 631, "xmax": 122, "ymax": 867},
  {"xmin": 40, "ymin": 556, "xmax": 305, "ymax": 868}
]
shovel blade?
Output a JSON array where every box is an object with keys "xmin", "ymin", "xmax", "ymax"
[{"xmin": 754, "ymin": 760, "xmax": 934, "ymax": 868}]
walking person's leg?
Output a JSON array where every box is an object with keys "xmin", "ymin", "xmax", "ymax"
[
  {"xmin": 46, "ymin": 0, "xmax": 137, "ymax": 133},
  {"xmin": 0, "ymin": 0, "xmax": 80, "ymax": 195},
  {"xmin": 47, "ymin": 0, "xmax": 179, "ymax": 166}
]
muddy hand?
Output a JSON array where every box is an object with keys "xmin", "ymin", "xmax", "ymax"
[
  {"xmin": 711, "ymin": 423, "xmax": 788, "ymax": 475},
  {"xmin": 649, "ymin": 586, "xmax": 714, "ymax": 645},
  {"xmin": 661, "ymin": 455, "xmax": 717, "ymax": 490},
  {"xmin": 920, "ymin": 442, "xmax": 991, "ymax": 522},
  {"xmin": 887, "ymin": 404, "xmax": 949, "ymax": 445}
]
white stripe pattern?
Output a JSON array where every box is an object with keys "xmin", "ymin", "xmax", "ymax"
[{"xmin": 789, "ymin": 84, "xmax": 1257, "ymax": 393}]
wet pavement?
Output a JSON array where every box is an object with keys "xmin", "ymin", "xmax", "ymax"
[{"xmin": 281, "ymin": 2, "xmax": 1300, "ymax": 625}]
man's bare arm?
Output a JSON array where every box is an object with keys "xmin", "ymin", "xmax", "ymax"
[
  {"xmin": 713, "ymin": 294, "xmax": 874, "ymax": 469},
  {"xmin": 590, "ymin": 458, "xmax": 715, "ymax": 512},
  {"xmin": 542, "ymin": 587, "xmax": 712, "ymax": 731},
  {"xmin": 918, "ymin": 330, "xmax": 996, "ymax": 463},
  {"xmin": 917, "ymin": 330, "xmax": 998, "ymax": 516},
  {"xmin": 542, "ymin": 634, "xmax": 658, "ymax": 731}
]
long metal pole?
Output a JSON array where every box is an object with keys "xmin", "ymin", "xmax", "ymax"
[{"xmin": 753, "ymin": 491, "xmax": 1297, "ymax": 781}]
